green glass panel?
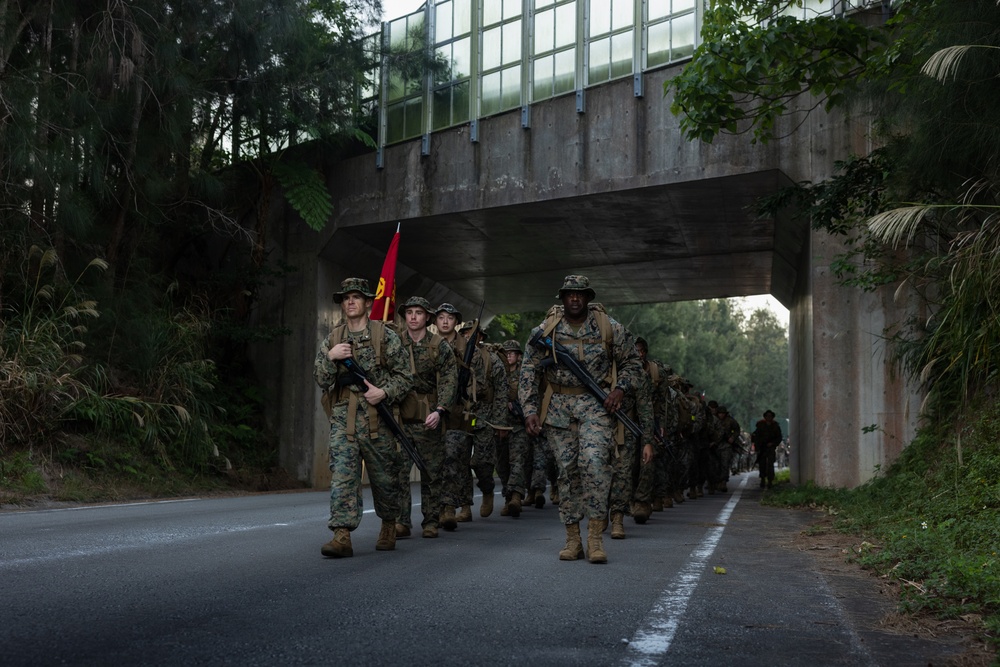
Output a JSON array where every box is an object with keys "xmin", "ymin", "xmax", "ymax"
[
  {"xmin": 502, "ymin": 20, "xmax": 522, "ymax": 65},
  {"xmin": 612, "ymin": 0, "xmax": 634, "ymax": 30},
  {"xmin": 390, "ymin": 17, "xmax": 408, "ymax": 49},
  {"xmin": 452, "ymin": 80, "xmax": 470, "ymax": 123},
  {"xmin": 589, "ymin": 37, "xmax": 610, "ymax": 84},
  {"xmin": 533, "ymin": 54, "xmax": 554, "ymax": 101},
  {"xmin": 435, "ymin": 44, "xmax": 453, "ymax": 85},
  {"xmin": 452, "ymin": 36, "xmax": 471, "ymax": 79},
  {"xmin": 388, "ymin": 72, "xmax": 406, "ymax": 101},
  {"xmin": 405, "ymin": 97, "xmax": 423, "ymax": 137},
  {"xmin": 387, "ymin": 102, "xmax": 406, "ymax": 143},
  {"xmin": 433, "ymin": 87, "xmax": 451, "ymax": 130},
  {"xmin": 610, "ymin": 29, "xmax": 633, "ymax": 78},
  {"xmin": 454, "ymin": 0, "xmax": 472, "ymax": 35},
  {"xmin": 555, "ymin": 2, "xmax": 576, "ymax": 48},
  {"xmin": 803, "ymin": 0, "xmax": 829, "ymax": 16},
  {"xmin": 482, "ymin": 71, "xmax": 502, "ymax": 116},
  {"xmin": 483, "ymin": 26, "xmax": 502, "ymax": 71},
  {"xmin": 553, "ymin": 47, "xmax": 575, "ymax": 94},
  {"xmin": 501, "ymin": 64, "xmax": 521, "ymax": 109},
  {"xmin": 648, "ymin": 0, "xmax": 669, "ymax": 21},
  {"xmin": 591, "ymin": 0, "xmax": 612, "ymax": 36},
  {"xmin": 536, "ymin": 0, "xmax": 555, "ymax": 8},
  {"xmin": 436, "ymin": 1, "xmax": 453, "ymax": 42},
  {"xmin": 534, "ymin": 8, "xmax": 554, "ymax": 54},
  {"xmin": 405, "ymin": 73, "xmax": 422, "ymax": 95},
  {"xmin": 647, "ymin": 20, "xmax": 670, "ymax": 67},
  {"xmin": 503, "ymin": 0, "xmax": 521, "ymax": 19},
  {"xmin": 673, "ymin": 0, "xmax": 695, "ymax": 13},
  {"xmin": 672, "ymin": 12, "xmax": 695, "ymax": 59}
]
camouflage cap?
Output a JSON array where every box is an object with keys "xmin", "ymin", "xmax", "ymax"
[
  {"xmin": 717, "ymin": 405, "xmax": 729, "ymax": 414},
  {"xmin": 333, "ymin": 277, "xmax": 375, "ymax": 303},
  {"xmin": 400, "ymin": 296, "xmax": 433, "ymax": 314},
  {"xmin": 556, "ymin": 274, "xmax": 596, "ymax": 300},
  {"xmin": 434, "ymin": 302, "xmax": 463, "ymax": 321},
  {"xmin": 501, "ymin": 340, "xmax": 522, "ymax": 353}
]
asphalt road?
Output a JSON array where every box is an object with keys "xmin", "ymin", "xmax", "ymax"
[{"xmin": 0, "ymin": 472, "xmax": 969, "ymax": 666}]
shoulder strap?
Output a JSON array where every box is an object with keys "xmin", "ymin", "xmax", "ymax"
[{"xmin": 369, "ymin": 320, "xmax": 385, "ymax": 365}]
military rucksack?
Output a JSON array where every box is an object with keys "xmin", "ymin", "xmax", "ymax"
[
  {"xmin": 320, "ymin": 319, "xmax": 388, "ymax": 419},
  {"xmin": 398, "ymin": 331, "xmax": 443, "ymax": 422}
]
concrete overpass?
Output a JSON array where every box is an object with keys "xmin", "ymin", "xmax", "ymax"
[{"xmin": 250, "ymin": 3, "xmax": 920, "ymax": 491}]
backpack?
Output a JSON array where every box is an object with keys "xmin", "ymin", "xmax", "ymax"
[{"xmin": 320, "ymin": 319, "xmax": 387, "ymax": 419}]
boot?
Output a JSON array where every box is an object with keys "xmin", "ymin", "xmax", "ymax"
[
  {"xmin": 375, "ymin": 520, "xmax": 396, "ymax": 551},
  {"xmin": 395, "ymin": 523, "xmax": 411, "ymax": 538},
  {"xmin": 559, "ymin": 523, "xmax": 584, "ymax": 561},
  {"xmin": 587, "ymin": 519, "xmax": 608, "ymax": 564},
  {"xmin": 673, "ymin": 490, "xmax": 685, "ymax": 504},
  {"xmin": 321, "ymin": 528, "xmax": 353, "ymax": 558},
  {"xmin": 696, "ymin": 485, "xmax": 704, "ymax": 497},
  {"xmin": 457, "ymin": 505, "xmax": 472, "ymax": 522},
  {"xmin": 422, "ymin": 524, "xmax": 439, "ymax": 538},
  {"xmin": 610, "ymin": 512, "xmax": 626, "ymax": 540},
  {"xmin": 632, "ymin": 501, "xmax": 651, "ymax": 524},
  {"xmin": 500, "ymin": 501, "xmax": 510, "ymax": 516},
  {"xmin": 480, "ymin": 494, "xmax": 494, "ymax": 517},
  {"xmin": 534, "ymin": 491, "xmax": 545, "ymax": 509},
  {"xmin": 549, "ymin": 485, "xmax": 560, "ymax": 505},
  {"xmin": 687, "ymin": 486, "xmax": 698, "ymax": 500},
  {"xmin": 440, "ymin": 507, "xmax": 458, "ymax": 531},
  {"xmin": 508, "ymin": 492, "xmax": 522, "ymax": 518},
  {"xmin": 663, "ymin": 494, "xmax": 674, "ymax": 509},
  {"xmin": 524, "ymin": 488, "xmax": 537, "ymax": 506},
  {"xmin": 651, "ymin": 497, "xmax": 664, "ymax": 512}
]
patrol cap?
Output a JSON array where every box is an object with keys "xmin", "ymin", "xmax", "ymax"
[
  {"xmin": 333, "ymin": 277, "xmax": 374, "ymax": 303},
  {"xmin": 501, "ymin": 340, "xmax": 522, "ymax": 353},
  {"xmin": 400, "ymin": 296, "xmax": 433, "ymax": 314},
  {"xmin": 763, "ymin": 409, "xmax": 776, "ymax": 418},
  {"xmin": 717, "ymin": 405, "xmax": 729, "ymax": 415},
  {"xmin": 556, "ymin": 274, "xmax": 596, "ymax": 300},
  {"xmin": 435, "ymin": 302, "xmax": 463, "ymax": 321}
]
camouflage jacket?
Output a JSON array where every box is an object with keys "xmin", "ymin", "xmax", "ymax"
[
  {"xmin": 401, "ymin": 329, "xmax": 458, "ymax": 411},
  {"xmin": 313, "ymin": 321, "xmax": 412, "ymax": 408}
]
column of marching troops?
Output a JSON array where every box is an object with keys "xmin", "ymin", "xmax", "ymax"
[{"xmin": 314, "ymin": 275, "xmax": 767, "ymax": 563}]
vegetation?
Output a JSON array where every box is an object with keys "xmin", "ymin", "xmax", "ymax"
[
  {"xmin": 0, "ymin": 0, "xmax": 383, "ymax": 502},
  {"xmin": 668, "ymin": 0, "xmax": 1000, "ymax": 653}
]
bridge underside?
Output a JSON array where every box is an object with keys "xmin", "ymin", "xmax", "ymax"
[{"xmin": 328, "ymin": 170, "xmax": 800, "ymax": 315}]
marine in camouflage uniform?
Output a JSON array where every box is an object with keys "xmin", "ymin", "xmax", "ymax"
[
  {"xmin": 607, "ymin": 369, "xmax": 654, "ymax": 538},
  {"xmin": 435, "ymin": 304, "xmax": 506, "ymax": 527},
  {"xmin": 714, "ymin": 405, "xmax": 741, "ymax": 492},
  {"xmin": 520, "ymin": 275, "xmax": 643, "ymax": 564},
  {"xmin": 630, "ymin": 339, "xmax": 673, "ymax": 523},
  {"xmin": 704, "ymin": 400, "xmax": 726, "ymax": 494},
  {"xmin": 496, "ymin": 339, "xmax": 530, "ymax": 517},
  {"xmin": 394, "ymin": 296, "xmax": 459, "ymax": 539},
  {"xmin": 314, "ymin": 278, "xmax": 413, "ymax": 558},
  {"xmin": 463, "ymin": 326, "xmax": 508, "ymax": 519}
]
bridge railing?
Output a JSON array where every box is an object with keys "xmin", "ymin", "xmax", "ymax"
[{"xmin": 364, "ymin": 0, "xmax": 881, "ymax": 165}]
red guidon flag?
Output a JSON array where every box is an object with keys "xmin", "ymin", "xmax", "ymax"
[{"xmin": 370, "ymin": 224, "xmax": 400, "ymax": 322}]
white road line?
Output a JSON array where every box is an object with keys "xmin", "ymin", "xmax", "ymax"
[{"xmin": 623, "ymin": 475, "xmax": 748, "ymax": 667}]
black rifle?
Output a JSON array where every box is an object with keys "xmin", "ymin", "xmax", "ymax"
[
  {"xmin": 528, "ymin": 332, "xmax": 643, "ymax": 439},
  {"xmin": 457, "ymin": 300, "xmax": 486, "ymax": 401},
  {"xmin": 509, "ymin": 400, "xmax": 526, "ymax": 426},
  {"xmin": 340, "ymin": 357, "xmax": 431, "ymax": 478}
]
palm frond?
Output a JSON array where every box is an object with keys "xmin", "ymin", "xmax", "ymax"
[
  {"xmin": 921, "ymin": 45, "xmax": 1000, "ymax": 82},
  {"xmin": 868, "ymin": 206, "xmax": 934, "ymax": 248}
]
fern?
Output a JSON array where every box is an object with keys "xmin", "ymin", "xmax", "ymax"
[{"xmin": 272, "ymin": 162, "xmax": 334, "ymax": 232}]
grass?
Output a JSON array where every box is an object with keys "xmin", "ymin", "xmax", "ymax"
[{"xmin": 765, "ymin": 400, "xmax": 1000, "ymax": 657}]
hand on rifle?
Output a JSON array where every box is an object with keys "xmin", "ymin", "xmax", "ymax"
[
  {"xmin": 328, "ymin": 342, "xmax": 353, "ymax": 361},
  {"xmin": 362, "ymin": 379, "xmax": 386, "ymax": 405},
  {"xmin": 424, "ymin": 409, "xmax": 442, "ymax": 430},
  {"xmin": 603, "ymin": 387, "xmax": 624, "ymax": 413},
  {"xmin": 525, "ymin": 414, "xmax": 542, "ymax": 437},
  {"xmin": 642, "ymin": 442, "xmax": 654, "ymax": 465}
]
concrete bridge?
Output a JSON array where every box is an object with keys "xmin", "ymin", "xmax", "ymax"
[{"xmin": 250, "ymin": 1, "xmax": 920, "ymax": 491}]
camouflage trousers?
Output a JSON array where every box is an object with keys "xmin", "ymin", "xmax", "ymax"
[
  {"xmin": 608, "ymin": 434, "xmax": 636, "ymax": 515},
  {"xmin": 546, "ymin": 414, "xmax": 615, "ymax": 524},
  {"xmin": 396, "ymin": 422, "xmax": 447, "ymax": 529},
  {"xmin": 633, "ymin": 439, "xmax": 673, "ymax": 503},
  {"xmin": 496, "ymin": 426, "xmax": 530, "ymax": 500},
  {"xmin": 326, "ymin": 407, "xmax": 403, "ymax": 531},
  {"xmin": 669, "ymin": 438, "xmax": 695, "ymax": 491},
  {"xmin": 443, "ymin": 426, "xmax": 496, "ymax": 507},
  {"xmin": 529, "ymin": 434, "xmax": 557, "ymax": 492}
]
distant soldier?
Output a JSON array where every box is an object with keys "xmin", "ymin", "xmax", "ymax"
[
  {"xmin": 714, "ymin": 405, "xmax": 741, "ymax": 492},
  {"xmin": 394, "ymin": 296, "xmax": 458, "ymax": 539},
  {"xmin": 631, "ymin": 338, "xmax": 672, "ymax": 523},
  {"xmin": 608, "ymin": 369, "xmax": 654, "ymax": 538},
  {"xmin": 496, "ymin": 339, "xmax": 530, "ymax": 517},
  {"xmin": 520, "ymin": 275, "xmax": 643, "ymax": 564},
  {"xmin": 315, "ymin": 278, "xmax": 413, "ymax": 558},
  {"xmin": 752, "ymin": 409, "xmax": 782, "ymax": 488}
]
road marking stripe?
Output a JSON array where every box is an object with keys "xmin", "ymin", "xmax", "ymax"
[{"xmin": 623, "ymin": 476, "xmax": 747, "ymax": 667}]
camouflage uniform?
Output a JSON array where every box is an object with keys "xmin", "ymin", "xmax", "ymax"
[
  {"xmin": 715, "ymin": 407, "xmax": 741, "ymax": 491},
  {"xmin": 519, "ymin": 301, "xmax": 643, "ymax": 525},
  {"xmin": 396, "ymin": 297, "xmax": 459, "ymax": 532},
  {"xmin": 496, "ymin": 340, "xmax": 531, "ymax": 511},
  {"xmin": 608, "ymin": 370, "xmax": 654, "ymax": 518},
  {"xmin": 314, "ymin": 318, "xmax": 412, "ymax": 532},
  {"xmin": 632, "ymin": 355, "xmax": 672, "ymax": 510},
  {"xmin": 752, "ymin": 412, "xmax": 782, "ymax": 488}
]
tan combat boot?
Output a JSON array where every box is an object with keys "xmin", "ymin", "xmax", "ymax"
[
  {"xmin": 587, "ymin": 519, "xmax": 608, "ymax": 564},
  {"xmin": 559, "ymin": 523, "xmax": 584, "ymax": 561},
  {"xmin": 549, "ymin": 485, "xmax": 560, "ymax": 505},
  {"xmin": 321, "ymin": 528, "xmax": 353, "ymax": 558},
  {"xmin": 500, "ymin": 501, "xmax": 510, "ymax": 516},
  {"xmin": 395, "ymin": 523, "xmax": 411, "ymax": 538},
  {"xmin": 440, "ymin": 507, "xmax": 458, "ymax": 531},
  {"xmin": 422, "ymin": 524, "xmax": 439, "ymax": 538},
  {"xmin": 534, "ymin": 491, "xmax": 546, "ymax": 509},
  {"xmin": 524, "ymin": 489, "xmax": 536, "ymax": 506},
  {"xmin": 480, "ymin": 494, "xmax": 494, "ymax": 517},
  {"xmin": 508, "ymin": 492, "xmax": 522, "ymax": 518},
  {"xmin": 651, "ymin": 497, "xmax": 664, "ymax": 512},
  {"xmin": 610, "ymin": 512, "xmax": 626, "ymax": 539},
  {"xmin": 673, "ymin": 490, "xmax": 685, "ymax": 504},
  {"xmin": 632, "ymin": 501, "xmax": 651, "ymax": 524},
  {"xmin": 375, "ymin": 520, "xmax": 397, "ymax": 551},
  {"xmin": 663, "ymin": 494, "xmax": 674, "ymax": 509},
  {"xmin": 457, "ymin": 505, "xmax": 473, "ymax": 522}
]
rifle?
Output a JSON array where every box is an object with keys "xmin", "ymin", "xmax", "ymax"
[
  {"xmin": 457, "ymin": 300, "xmax": 486, "ymax": 402},
  {"xmin": 528, "ymin": 331, "xmax": 643, "ymax": 439},
  {"xmin": 340, "ymin": 357, "xmax": 431, "ymax": 478},
  {"xmin": 509, "ymin": 400, "xmax": 526, "ymax": 426}
]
